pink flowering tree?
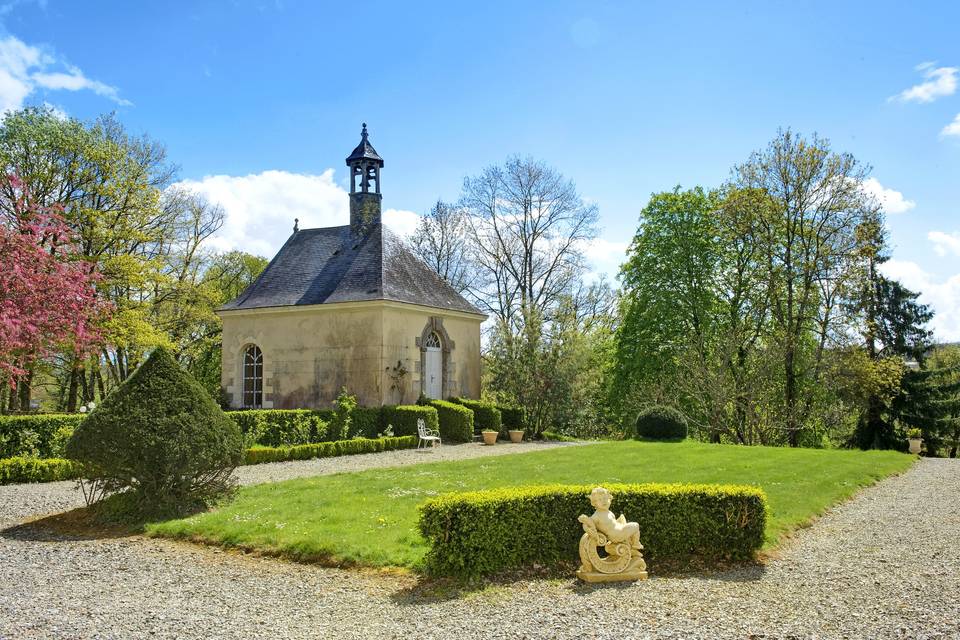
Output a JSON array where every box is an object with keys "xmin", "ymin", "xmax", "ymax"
[{"xmin": 0, "ymin": 175, "xmax": 107, "ymax": 384}]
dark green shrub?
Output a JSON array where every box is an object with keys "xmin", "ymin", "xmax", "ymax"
[
  {"xmin": 381, "ymin": 405, "xmax": 438, "ymax": 437},
  {"xmin": 66, "ymin": 347, "xmax": 244, "ymax": 517},
  {"xmin": 498, "ymin": 405, "xmax": 526, "ymax": 432},
  {"xmin": 634, "ymin": 405, "xmax": 688, "ymax": 440},
  {"xmin": 418, "ymin": 483, "xmax": 768, "ymax": 578},
  {"xmin": 351, "ymin": 406, "xmax": 383, "ymax": 438},
  {"xmin": 0, "ymin": 414, "xmax": 84, "ymax": 458},
  {"xmin": 0, "ymin": 456, "xmax": 82, "ymax": 485},
  {"xmin": 429, "ymin": 400, "xmax": 474, "ymax": 442},
  {"xmin": 451, "ymin": 398, "xmax": 502, "ymax": 434},
  {"xmin": 243, "ymin": 435, "xmax": 416, "ymax": 465}
]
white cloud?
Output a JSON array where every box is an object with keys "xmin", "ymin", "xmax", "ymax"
[
  {"xmin": 929, "ymin": 230, "xmax": 960, "ymax": 257},
  {"xmin": 891, "ymin": 63, "xmax": 958, "ymax": 103},
  {"xmin": 941, "ymin": 113, "xmax": 960, "ymax": 137},
  {"xmin": 583, "ymin": 236, "xmax": 629, "ymax": 282},
  {"xmin": 176, "ymin": 169, "xmax": 420, "ymax": 258},
  {"xmin": 860, "ymin": 177, "xmax": 916, "ymax": 214},
  {"xmin": 0, "ymin": 34, "xmax": 129, "ymax": 113},
  {"xmin": 881, "ymin": 259, "xmax": 960, "ymax": 343}
]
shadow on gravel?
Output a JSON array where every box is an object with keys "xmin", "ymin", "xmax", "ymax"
[
  {"xmin": 388, "ymin": 559, "xmax": 767, "ymax": 605},
  {"xmin": 0, "ymin": 507, "xmax": 139, "ymax": 542}
]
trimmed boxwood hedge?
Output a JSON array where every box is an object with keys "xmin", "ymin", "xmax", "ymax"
[
  {"xmin": 418, "ymin": 482, "xmax": 768, "ymax": 578},
  {"xmin": 228, "ymin": 409, "xmax": 329, "ymax": 447},
  {"xmin": 379, "ymin": 405, "xmax": 438, "ymax": 438},
  {"xmin": 0, "ymin": 456, "xmax": 83, "ymax": 484},
  {"xmin": 498, "ymin": 405, "xmax": 526, "ymax": 432},
  {"xmin": 0, "ymin": 414, "xmax": 84, "ymax": 458},
  {"xmin": 634, "ymin": 405, "xmax": 688, "ymax": 440},
  {"xmin": 244, "ymin": 435, "xmax": 416, "ymax": 465},
  {"xmin": 451, "ymin": 398, "xmax": 502, "ymax": 434},
  {"xmin": 429, "ymin": 400, "xmax": 474, "ymax": 442}
]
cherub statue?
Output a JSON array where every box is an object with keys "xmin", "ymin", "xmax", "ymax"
[{"xmin": 576, "ymin": 487, "xmax": 648, "ymax": 582}]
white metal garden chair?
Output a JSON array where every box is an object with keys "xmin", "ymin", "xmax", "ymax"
[{"xmin": 417, "ymin": 418, "xmax": 441, "ymax": 450}]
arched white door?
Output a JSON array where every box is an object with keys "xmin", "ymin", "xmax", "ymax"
[{"xmin": 424, "ymin": 332, "xmax": 442, "ymax": 399}]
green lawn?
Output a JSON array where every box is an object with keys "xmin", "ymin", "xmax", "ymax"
[{"xmin": 147, "ymin": 441, "xmax": 914, "ymax": 569}]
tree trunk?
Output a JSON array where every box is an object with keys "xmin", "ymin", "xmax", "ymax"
[
  {"xmin": 67, "ymin": 363, "xmax": 80, "ymax": 413},
  {"xmin": 17, "ymin": 370, "xmax": 32, "ymax": 412}
]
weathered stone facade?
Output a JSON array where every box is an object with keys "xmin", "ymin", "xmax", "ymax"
[{"xmin": 220, "ymin": 300, "xmax": 482, "ymax": 409}]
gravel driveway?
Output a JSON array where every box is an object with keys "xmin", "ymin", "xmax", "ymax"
[{"xmin": 1, "ymin": 453, "xmax": 957, "ymax": 639}]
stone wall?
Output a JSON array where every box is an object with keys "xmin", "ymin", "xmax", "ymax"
[{"xmin": 220, "ymin": 300, "xmax": 483, "ymax": 409}]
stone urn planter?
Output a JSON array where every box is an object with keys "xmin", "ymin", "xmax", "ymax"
[
  {"xmin": 508, "ymin": 429, "xmax": 524, "ymax": 443},
  {"xmin": 481, "ymin": 430, "xmax": 498, "ymax": 446},
  {"xmin": 907, "ymin": 428, "xmax": 923, "ymax": 454}
]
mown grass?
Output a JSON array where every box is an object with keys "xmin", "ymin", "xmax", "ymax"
[{"xmin": 146, "ymin": 440, "xmax": 914, "ymax": 569}]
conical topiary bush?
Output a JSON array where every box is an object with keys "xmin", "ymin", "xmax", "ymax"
[{"xmin": 66, "ymin": 346, "xmax": 243, "ymax": 517}]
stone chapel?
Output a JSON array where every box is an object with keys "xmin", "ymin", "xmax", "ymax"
[{"xmin": 218, "ymin": 125, "xmax": 485, "ymax": 409}]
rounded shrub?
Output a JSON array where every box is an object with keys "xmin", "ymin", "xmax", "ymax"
[
  {"xmin": 634, "ymin": 405, "xmax": 688, "ymax": 441},
  {"xmin": 66, "ymin": 346, "xmax": 243, "ymax": 517}
]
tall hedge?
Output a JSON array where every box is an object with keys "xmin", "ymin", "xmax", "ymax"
[
  {"xmin": 418, "ymin": 483, "xmax": 768, "ymax": 578},
  {"xmin": 0, "ymin": 414, "xmax": 84, "ymax": 458},
  {"xmin": 66, "ymin": 347, "xmax": 243, "ymax": 515},
  {"xmin": 429, "ymin": 400, "xmax": 474, "ymax": 442},
  {"xmin": 451, "ymin": 398, "xmax": 502, "ymax": 434},
  {"xmin": 380, "ymin": 405, "xmax": 438, "ymax": 437},
  {"xmin": 228, "ymin": 409, "xmax": 327, "ymax": 447},
  {"xmin": 497, "ymin": 406, "xmax": 526, "ymax": 432}
]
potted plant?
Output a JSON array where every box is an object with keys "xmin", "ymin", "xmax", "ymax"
[
  {"xmin": 907, "ymin": 428, "xmax": 923, "ymax": 454},
  {"xmin": 481, "ymin": 429, "xmax": 498, "ymax": 445},
  {"xmin": 508, "ymin": 428, "xmax": 524, "ymax": 443}
]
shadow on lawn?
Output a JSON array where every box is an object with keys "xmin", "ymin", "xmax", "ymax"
[{"xmin": 389, "ymin": 558, "xmax": 767, "ymax": 605}]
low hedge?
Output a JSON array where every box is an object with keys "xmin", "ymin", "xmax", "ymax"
[
  {"xmin": 451, "ymin": 398, "xmax": 502, "ymax": 434},
  {"xmin": 429, "ymin": 400, "xmax": 474, "ymax": 442},
  {"xmin": 0, "ymin": 456, "xmax": 83, "ymax": 485},
  {"xmin": 498, "ymin": 405, "xmax": 526, "ymax": 432},
  {"xmin": 380, "ymin": 405, "xmax": 439, "ymax": 438},
  {"xmin": 0, "ymin": 414, "xmax": 85, "ymax": 458},
  {"xmin": 418, "ymin": 483, "xmax": 768, "ymax": 578},
  {"xmin": 634, "ymin": 405, "xmax": 688, "ymax": 440},
  {"xmin": 244, "ymin": 435, "xmax": 416, "ymax": 465}
]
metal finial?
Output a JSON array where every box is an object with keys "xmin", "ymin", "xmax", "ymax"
[
  {"xmin": 293, "ymin": 217, "xmax": 299, "ymax": 233},
  {"xmin": 361, "ymin": 122, "xmax": 368, "ymax": 139}
]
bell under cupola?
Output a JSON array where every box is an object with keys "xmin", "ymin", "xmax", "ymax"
[{"xmin": 346, "ymin": 123, "xmax": 384, "ymax": 233}]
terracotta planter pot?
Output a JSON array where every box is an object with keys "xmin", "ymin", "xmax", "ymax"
[
  {"xmin": 481, "ymin": 431, "xmax": 498, "ymax": 446},
  {"xmin": 509, "ymin": 430, "xmax": 524, "ymax": 443},
  {"xmin": 908, "ymin": 438, "xmax": 922, "ymax": 454}
]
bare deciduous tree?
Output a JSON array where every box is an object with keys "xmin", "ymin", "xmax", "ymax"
[
  {"xmin": 460, "ymin": 155, "xmax": 598, "ymax": 328},
  {"xmin": 408, "ymin": 200, "xmax": 476, "ymax": 294}
]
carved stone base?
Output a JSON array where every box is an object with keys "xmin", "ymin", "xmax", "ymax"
[{"xmin": 577, "ymin": 568, "xmax": 648, "ymax": 583}]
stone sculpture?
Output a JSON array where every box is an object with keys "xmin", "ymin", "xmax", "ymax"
[{"xmin": 576, "ymin": 487, "xmax": 648, "ymax": 583}]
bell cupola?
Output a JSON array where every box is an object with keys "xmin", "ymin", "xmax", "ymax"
[{"xmin": 346, "ymin": 123, "xmax": 384, "ymax": 232}]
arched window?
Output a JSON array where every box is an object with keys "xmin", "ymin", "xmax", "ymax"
[
  {"xmin": 242, "ymin": 345, "xmax": 263, "ymax": 408},
  {"xmin": 424, "ymin": 332, "xmax": 441, "ymax": 349}
]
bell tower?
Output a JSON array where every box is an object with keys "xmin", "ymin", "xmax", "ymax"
[{"xmin": 346, "ymin": 123, "xmax": 384, "ymax": 233}]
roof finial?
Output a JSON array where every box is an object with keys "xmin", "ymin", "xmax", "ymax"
[
  {"xmin": 293, "ymin": 217, "xmax": 299, "ymax": 234},
  {"xmin": 361, "ymin": 122, "xmax": 368, "ymax": 140}
]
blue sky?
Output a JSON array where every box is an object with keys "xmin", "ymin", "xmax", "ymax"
[{"xmin": 3, "ymin": 0, "xmax": 959, "ymax": 339}]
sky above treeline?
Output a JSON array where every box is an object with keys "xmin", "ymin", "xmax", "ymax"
[{"xmin": 3, "ymin": 1, "xmax": 959, "ymax": 340}]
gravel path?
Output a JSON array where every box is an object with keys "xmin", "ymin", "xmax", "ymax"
[{"xmin": 2, "ymin": 455, "xmax": 958, "ymax": 639}]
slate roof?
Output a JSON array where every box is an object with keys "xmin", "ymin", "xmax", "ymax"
[
  {"xmin": 345, "ymin": 124, "xmax": 384, "ymax": 166},
  {"xmin": 220, "ymin": 223, "xmax": 484, "ymax": 316}
]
